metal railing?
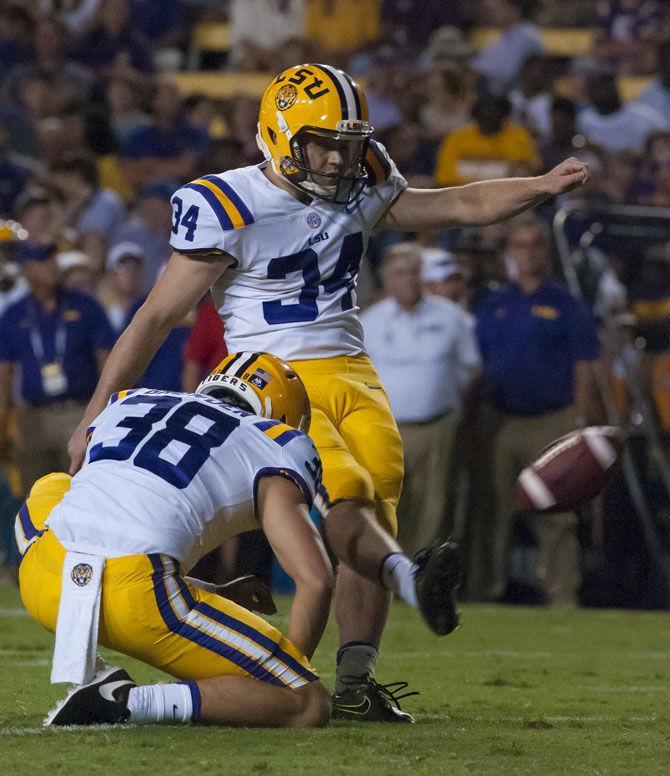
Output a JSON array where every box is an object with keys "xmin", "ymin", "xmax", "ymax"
[{"xmin": 553, "ymin": 201, "xmax": 670, "ymax": 598}]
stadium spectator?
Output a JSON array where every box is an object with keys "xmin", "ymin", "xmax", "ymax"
[
  {"xmin": 577, "ymin": 70, "xmax": 669, "ymax": 153},
  {"xmin": 48, "ymin": 153, "xmax": 126, "ymax": 273},
  {"xmin": 421, "ymin": 247, "xmax": 469, "ymax": 307},
  {"xmin": 0, "ymin": 4, "xmax": 34, "ymax": 75},
  {"xmin": 4, "ymin": 73, "xmax": 63, "ymax": 159},
  {"xmin": 0, "ymin": 122, "xmax": 32, "ymax": 218},
  {"xmin": 593, "ymin": 0, "xmax": 666, "ymax": 75},
  {"xmin": 57, "ymin": 250, "xmax": 97, "ymax": 294},
  {"xmin": 112, "ymin": 180, "xmax": 175, "ymax": 290},
  {"xmin": 474, "ymin": 214, "xmax": 601, "ymax": 606},
  {"xmin": 15, "ymin": 193, "xmax": 66, "ymax": 250},
  {"xmin": 509, "ymin": 54, "xmax": 554, "ymax": 141},
  {"xmin": 41, "ymin": 0, "xmax": 104, "ymax": 34},
  {"xmin": 639, "ymin": 133, "xmax": 670, "ymax": 207},
  {"xmin": 97, "ymin": 241, "xmax": 145, "ymax": 334},
  {"xmin": 20, "ymin": 16, "xmax": 93, "ymax": 102},
  {"xmin": 181, "ymin": 295, "xmax": 227, "ymax": 393},
  {"xmin": 361, "ymin": 243, "xmax": 480, "ymax": 556},
  {"xmin": 0, "ymin": 220, "xmax": 28, "ymax": 316},
  {"xmin": 599, "ymin": 150, "xmax": 640, "ymax": 204},
  {"xmin": 472, "ymin": 0, "xmax": 544, "ymax": 95},
  {"xmin": 183, "ymin": 93, "xmax": 218, "ymax": 137},
  {"xmin": 119, "ymin": 75, "xmax": 209, "ymax": 191},
  {"xmin": 377, "ymin": 123, "xmax": 435, "ymax": 186},
  {"xmin": 123, "ymin": 293, "xmax": 193, "ymax": 393},
  {"xmin": 0, "ymin": 241, "xmax": 114, "ymax": 496},
  {"xmin": 129, "ymin": 0, "xmax": 188, "ymax": 49},
  {"xmin": 359, "ymin": 50, "xmax": 403, "ymax": 132},
  {"xmin": 305, "ymin": 0, "xmax": 380, "ymax": 60},
  {"xmin": 638, "ymin": 38, "xmax": 670, "ymax": 118},
  {"xmin": 224, "ymin": 93, "xmax": 265, "ymax": 166},
  {"xmin": 382, "ymin": 2, "xmax": 469, "ymax": 50},
  {"xmin": 628, "ymin": 244, "xmax": 670, "ymax": 354},
  {"xmin": 274, "ymin": 36, "xmax": 318, "ymax": 75},
  {"xmin": 457, "ymin": 234, "xmax": 504, "ymax": 316},
  {"xmin": 539, "ymin": 97, "xmax": 580, "ymax": 172},
  {"xmin": 418, "ymin": 25, "xmax": 476, "ymax": 69},
  {"xmin": 418, "ymin": 64, "xmax": 473, "ymax": 142},
  {"xmin": 104, "ymin": 68, "xmax": 151, "ymax": 145},
  {"xmin": 69, "ymin": 0, "xmax": 154, "ymax": 74},
  {"xmin": 434, "ymin": 94, "xmax": 539, "ymax": 186},
  {"xmin": 229, "ymin": 0, "xmax": 306, "ymax": 71}
]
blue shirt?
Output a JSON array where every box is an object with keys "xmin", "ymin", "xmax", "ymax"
[
  {"xmin": 123, "ymin": 297, "xmax": 191, "ymax": 391},
  {"xmin": 120, "ymin": 121, "xmax": 209, "ymax": 160},
  {"xmin": 0, "ymin": 288, "xmax": 115, "ymax": 405},
  {"xmin": 475, "ymin": 281, "xmax": 600, "ymax": 416},
  {"xmin": 637, "ymin": 79, "xmax": 670, "ymax": 121},
  {"xmin": 78, "ymin": 188, "xmax": 126, "ymax": 242},
  {"xmin": 472, "ymin": 22, "xmax": 543, "ymax": 95},
  {"xmin": 130, "ymin": 0, "xmax": 186, "ymax": 40}
]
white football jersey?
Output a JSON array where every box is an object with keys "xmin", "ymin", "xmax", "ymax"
[
  {"xmin": 169, "ymin": 142, "xmax": 406, "ymax": 360},
  {"xmin": 47, "ymin": 389, "xmax": 324, "ymax": 572}
]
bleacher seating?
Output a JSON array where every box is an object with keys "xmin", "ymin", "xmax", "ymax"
[
  {"xmin": 187, "ymin": 22, "xmax": 231, "ymax": 70},
  {"xmin": 471, "ymin": 27, "xmax": 594, "ymax": 57}
]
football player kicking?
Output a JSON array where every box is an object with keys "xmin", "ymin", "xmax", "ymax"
[
  {"xmin": 67, "ymin": 64, "xmax": 589, "ymax": 722},
  {"xmin": 19, "ymin": 353, "xmax": 335, "ymax": 727}
]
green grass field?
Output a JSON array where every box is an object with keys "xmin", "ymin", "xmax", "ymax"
[{"xmin": 1, "ymin": 583, "xmax": 669, "ymax": 776}]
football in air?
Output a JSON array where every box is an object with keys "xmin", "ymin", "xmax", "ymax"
[{"xmin": 513, "ymin": 426, "xmax": 625, "ymax": 514}]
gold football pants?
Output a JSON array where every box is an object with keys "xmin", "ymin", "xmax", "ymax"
[
  {"xmin": 18, "ymin": 474, "xmax": 316, "ymax": 689},
  {"xmin": 290, "ymin": 354, "xmax": 404, "ymax": 536}
]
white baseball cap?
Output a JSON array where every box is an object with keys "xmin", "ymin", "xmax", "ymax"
[
  {"xmin": 57, "ymin": 250, "xmax": 93, "ymax": 273},
  {"xmin": 421, "ymin": 248, "xmax": 462, "ymax": 283},
  {"xmin": 108, "ymin": 241, "xmax": 145, "ymax": 268}
]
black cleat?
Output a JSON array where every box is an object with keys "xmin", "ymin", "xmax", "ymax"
[
  {"xmin": 332, "ymin": 677, "xmax": 419, "ymax": 723},
  {"xmin": 44, "ymin": 665, "xmax": 136, "ymax": 727},
  {"xmin": 414, "ymin": 540, "xmax": 463, "ymax": 636}
]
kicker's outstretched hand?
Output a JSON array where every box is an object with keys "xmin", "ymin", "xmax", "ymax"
[{"xmin": 543, "ymin": 157, "xmax": 590, "ymax": 195}]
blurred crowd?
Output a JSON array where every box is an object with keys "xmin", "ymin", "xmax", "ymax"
[{"xmin": 0, "ymin": 0, "xmax": 669, "ymax": 606}]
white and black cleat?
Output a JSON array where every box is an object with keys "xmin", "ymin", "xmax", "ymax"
[
  {"xmin": 414, "ymin": 540, "xmax": 463, "ymax": 636},
  {"xmin": 44, "ymin": 665, "xmax": 136, "ymax": 727}
]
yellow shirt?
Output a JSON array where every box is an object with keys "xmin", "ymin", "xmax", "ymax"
[
  {"xmin": 305, "ymin": 0, "xmax": 380, "ymax": 53},
  {"xmin": 97, "ymin": 155, "xmax": 134, "ymax": 202},
  {"xmin": 434, "ymin": 121, "xmax": 540, "ymax": 187}
]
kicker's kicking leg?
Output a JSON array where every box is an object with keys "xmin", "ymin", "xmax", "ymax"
[{"xmin": 325, "ymin": 498, "xmax": 463, "ymax": 638}]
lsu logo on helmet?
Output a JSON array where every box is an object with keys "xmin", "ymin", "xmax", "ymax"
[{"xmin": 276, "ymin": 84, "xmax": 298, "ymax": 111}]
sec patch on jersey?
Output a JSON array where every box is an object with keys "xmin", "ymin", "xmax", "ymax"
[{"xmin": 514, "ymin": 426, "xmax": 625, "ymax": 514}]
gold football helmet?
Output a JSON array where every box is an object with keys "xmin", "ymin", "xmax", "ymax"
[
  {"xmin": 257, "ymin": 63, "xmax": 373, "ymax": 205},
  {"xmin": 0, "ymin": 219, "xmax": 27, "ymax": 257},
  {"xmin": 0, "ymin": 219, "xmax": 27, "ymax": 289},
  {"xmin": 196, "ymin": 351, "xmax": 311, "ymax": 432}
]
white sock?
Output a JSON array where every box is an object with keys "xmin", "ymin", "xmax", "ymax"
[
  {"xmin": 127, "ymin": 682, "xmax": 198, "ymax": 724},
  {"xmin": 381, "ymin": 552, "xmax": 418, "ymax": 607}
]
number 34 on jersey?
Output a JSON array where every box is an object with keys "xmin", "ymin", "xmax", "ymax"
[{"xmin": 169, "ymin": 144, "xmax": 407, "ymax": 361}]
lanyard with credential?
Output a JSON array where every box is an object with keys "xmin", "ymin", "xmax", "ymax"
[
  {"xmin": 29, "ymin": 303, "xmax": 67, "ymax": 365},
  {"xmin": 29, "ymin": 300, "xmax": 69, "ymax": 397}
]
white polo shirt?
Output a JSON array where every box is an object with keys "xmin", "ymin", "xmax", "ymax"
[{"xmin": 361, "ymin": 294, "xmax": 480, "ymax": 423}]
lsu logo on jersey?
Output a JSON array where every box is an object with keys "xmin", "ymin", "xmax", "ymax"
[{"xmin": 71, "ymin": 563, "xmax": 94, "ymax": 587}]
